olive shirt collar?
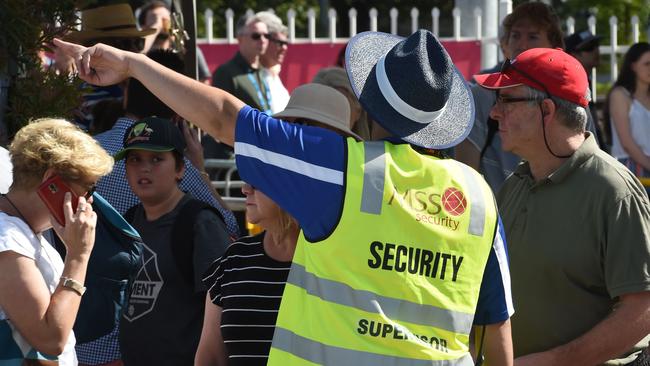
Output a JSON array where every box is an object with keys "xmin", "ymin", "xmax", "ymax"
[{"xmin": 513, "ymin": 132, "xmax": 597, "ymax": 188}]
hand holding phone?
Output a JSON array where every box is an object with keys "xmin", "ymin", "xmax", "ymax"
[{"xmin": 37, "ymin": 175, "xmax": 79, "ymax": 226}]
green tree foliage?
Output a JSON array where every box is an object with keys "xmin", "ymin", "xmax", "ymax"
[{"xmin": 0, "ymin": 0, "xmax": 88, "ymax": 141}]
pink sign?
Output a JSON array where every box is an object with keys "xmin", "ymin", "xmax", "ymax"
[{"xmin": 199, "ymin": 40, "xmax": 481, "ymax": 93}]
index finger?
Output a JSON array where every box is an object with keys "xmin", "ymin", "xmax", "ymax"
[
  {"xmin": 62, "ymin": 191, "xmax": 75, "ymax": 225},
  {"xmin": 53, "ymin": 38, "xmax": 86, "ymax": 59}
]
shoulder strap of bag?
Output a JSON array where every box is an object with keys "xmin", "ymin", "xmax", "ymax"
[{"xmin": 171, "ymin": 199, "xmax": 225, "ymax": 286}]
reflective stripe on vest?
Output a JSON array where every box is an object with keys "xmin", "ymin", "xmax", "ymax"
[
  {"xmin": 360, "ymin": 141, "xmax": 386, "ymax": 215},
  {"xmin": 273, "ymin": 327, "xmax": 475, "ymax": 366},
  {"xmin": 287, "ymin": 262, "xmax": 474, "ymax": 334},
  {"xmin": 458, "ymin": 163, "xmax": 486, "ymax": 237}
]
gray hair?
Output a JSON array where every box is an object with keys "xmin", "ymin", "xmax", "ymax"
[
  {"xmin": 255, "ymin": 11, "xmax": 287, "ymax": 36},
  {"xmin": 525, "ymin": 85, "xmax": 589, "ymax": 133},
  {"xmin": 235, "ymin": 14, "xmax": 266, "ymax": 36}
]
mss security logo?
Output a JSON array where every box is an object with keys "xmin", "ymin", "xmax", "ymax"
[{"xmin": 387, "ymin": 186, "xmax": 467, "ymax": 230}]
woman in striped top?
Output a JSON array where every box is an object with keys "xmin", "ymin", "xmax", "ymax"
[{"xmin": 195, "ymin": 183, "xmax": 299, "ymax": 366}]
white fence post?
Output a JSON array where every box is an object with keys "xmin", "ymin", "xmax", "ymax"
[
  {"xmin": 369, "ymin": 8, "xmax": 378, "ymax": 32},
  {"xmin": 474, "ymin": 7, "xmax": 482, "ymax": 39},
  {"xmin": 225, "ymin": 8, "xmax": 234, "ymax": 43},
  {"xmin": 287, "ymin": 9, "xmax": 296, "ymax": 42},
  {"xmin": 411, "ymin": 7, "xmax": 419, "ymax": 34},
  {"xmin": 390, "ymin": 8, "xmax": 398, "ymax": 35},
  {"xmin": 632, "ymin": 15, "xmax": 640, "ymax": 43},
  {"xmin": 588, "ymin": 16, "xmax": 597, "ymax": 103},
  {"xmin": 610, "ymin": 16, "xmax": 618, "ymax": 82},
  {"xmin": 566, "ymin": 16, "xmax": 575, "ymax": 36},
  {"xmin": 349, "ymin": 8, "xmax": 357, "ymax": 37},
  {"xmin": 588, "ymin": 15, "xmax": 596, "ymax": 35},
  {"xmin": 431, "ymin": 7, "xmax": 440, "ymax": 37},
  {"xmin": 205, "ymin": 9, "xmax": 214, "ymax": 43},
  {"xmin": 307, "ymin": 8, "xmax": 316, "ymax": 42},
  {"xmin": 453, "ymin": 7, "xmax": 461, "ymax": 40},
  {"xmin": 329, "ymin": 8, "xmax": 337, "ymax": 42},
  {"xmin": 245, "ymin": 9, "xmax": 254, "ymax": 18}
]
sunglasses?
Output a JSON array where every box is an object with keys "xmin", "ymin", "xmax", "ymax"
[
  {"xmin": 84, "ymin": 183, "xmax": 97, "ymax": 199},
  {"xmin": 500, "ymin": 59, "xmax": 551, "ymax": 98},
  {"xmin": 495, "ymin": 93, "xmax": 542, "ymax": 107},
  {"xmin": 270, "ymin": 37, "xmax": 289, "ymax": 47},
  {"xmin": 250, "ymin": 32, "xmax": 269, "ymax": 41}
]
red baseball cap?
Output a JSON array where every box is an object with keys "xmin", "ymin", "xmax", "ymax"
[{"xmin": 474, "ymin": 48, "xmax": 590, "ymax": 107}]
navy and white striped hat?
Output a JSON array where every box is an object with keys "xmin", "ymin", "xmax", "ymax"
[{"xmin": 345, "ymin": 30, "xmax": 474, "ymax": 149}]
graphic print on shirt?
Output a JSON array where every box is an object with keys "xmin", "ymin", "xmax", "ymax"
[{"xmin": 123, "ymin": 243, "xmax": 163, "ymax": 322}]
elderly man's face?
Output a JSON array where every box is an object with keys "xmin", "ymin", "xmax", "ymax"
[
  {"xmin": 507, "ymin": 18, "xmax": 553, "ymax": 58},
  {"xmin": 238, "ymin": 21, "xmax": 269, "ymax": 61},
  {"xmin": 261, "ymin": 32, "xmax": 288, "ymax": 67}
]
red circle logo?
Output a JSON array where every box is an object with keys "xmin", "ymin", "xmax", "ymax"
[{"xmin": 441, "ymin": 187, "xmax": 467, "ymax": 216}]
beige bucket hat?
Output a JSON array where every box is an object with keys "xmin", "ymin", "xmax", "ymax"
[{"xmin": 273, "ymin": 83, "xmax": 362, "ymax": 140}]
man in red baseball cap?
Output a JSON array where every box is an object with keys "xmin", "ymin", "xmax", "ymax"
[{"xmin": 474, "ymin": 47, "xmax": 650, "ymax": 365}]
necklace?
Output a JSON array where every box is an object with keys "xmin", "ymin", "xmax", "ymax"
[{"xmin": 2, "ymin": 194, "xmax": 33, "ymax": 231}]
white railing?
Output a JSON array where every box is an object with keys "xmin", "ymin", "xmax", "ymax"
[
  {"xmin": 197, "ymin": 6, "xmax": 491, "ymax": 44},
  {"xmin": 197, "ymin": 6, "xmax": 647, "ymax": 98}
]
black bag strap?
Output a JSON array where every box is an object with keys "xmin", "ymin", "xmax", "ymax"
[
  {"xmin": 479, "ymin": 117, "xmax": 499, "ymax": 160},
  {"xmin": 171, "ymin": 199, "xmax": 225, "ymax": 287},
  {"xmin": 123, "ymin": 204, "xmax": 139, "ymax": 224}
]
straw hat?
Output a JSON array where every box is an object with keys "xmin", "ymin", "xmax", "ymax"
[
  {"xmin": 274, "ymin": 84, "xmax": 362, "ymax": 140},
  {"xmin": 64, "ymin": 4, "xmax": 156, "ymax": 43}
]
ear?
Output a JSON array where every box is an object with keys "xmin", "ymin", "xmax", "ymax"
[
  {"xmin": 175, "ymin": 164, "xmax": 186, "ymax": 182},
  {"xmin": 540, "ymin": 98, "xmax": 556, "ymax": 122}
]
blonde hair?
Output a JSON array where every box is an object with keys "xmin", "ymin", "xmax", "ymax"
[
  {"xmin": 10, "ymin": 118, "xmax": 114, "ymax": 190},
  {"xmin": 277, "ymin": 207, "xmax": 298, "ymax": 234}
]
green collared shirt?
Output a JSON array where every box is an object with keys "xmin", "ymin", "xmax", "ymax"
[{"xmin": 498, "ymin": 133, "xmax": 650, "ymax": 364}]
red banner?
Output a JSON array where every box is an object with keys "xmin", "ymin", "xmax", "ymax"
[{"xmin": 199, "ymin": 40, "xmax": 481, "ymax": 93}]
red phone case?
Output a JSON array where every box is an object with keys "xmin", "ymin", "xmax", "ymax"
[{"xmin": 36, "ymin": 175, "xmax": 78, "ymax": 226}]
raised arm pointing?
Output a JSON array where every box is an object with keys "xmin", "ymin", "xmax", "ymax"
[{"xmin": 53, "ymin": 39, "xmax": 244, "ymax": 146}]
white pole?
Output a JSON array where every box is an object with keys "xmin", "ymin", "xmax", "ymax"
[
  {"xmin": 205, "ymin": 9, "xmax": 214, "ymax": 43},
  {"xmin": 431, "ymin": 7, "xmax": 440, "ymax": 36},
  {"xmin": 225, "ymin": 8, "xmax": 234, "ymax": 44},
  {"xmin": 411, "ymin": 7, "xmax": 419, "ymax": 34},
  {"xmin": 369, "ymin": 8, "xmax": 378, "ymax": 32},
  {"xmin": 349, "ymin": 8, "xmax": 357, "ymax": 37},
  {"xmin": 610, "ymin": 16, "xmax": 618, "ymax": 82},
  {"xmin": 453, "ymin": 7, "xmax": 461, "ymax": 40},
  {"xmin": 287, "ymin": 9, "xmax": 296, "ymax": 43},
  {"xmin": 390, "ymin": 8, "xmax": 398, "ymax": 35},
  {"xmin": 328, "ymin": 8, "xmax": 337, "ymax": 43}
]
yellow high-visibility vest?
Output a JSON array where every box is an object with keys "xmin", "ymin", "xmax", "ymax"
[{"xmin": 269, "ymin": 140, "xmax": 498, "ymax": 365}]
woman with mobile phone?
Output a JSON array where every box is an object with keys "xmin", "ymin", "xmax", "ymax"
[{"xmin": 0, "ymin": 118, "xmax": 113, "ymax": 365}]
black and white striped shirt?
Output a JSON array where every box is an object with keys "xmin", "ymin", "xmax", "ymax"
[{"xmin": 202, "ymin": 232, "xmax": 291, "ymax": 365}]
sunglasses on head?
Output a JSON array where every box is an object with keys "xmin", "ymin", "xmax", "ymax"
[
  {"xmin": 500, "ymin": 59, "xmax": 551, "ymax": 98},
  {"xmin": 270, "ymin": 37, "xmax": 289, "ymax": 47},
  {"xmin": 250, "ymin": 32, "xmax": 269, "ymax": 41}
]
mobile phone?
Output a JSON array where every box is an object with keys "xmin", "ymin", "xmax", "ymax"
[{"xmin": 37, "ymin": 175, "xmax": 79, "ymax": 226}]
